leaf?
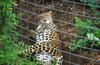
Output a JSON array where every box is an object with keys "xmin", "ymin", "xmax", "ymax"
[{"xmin": 87, "ymin": 33, "xmax": 100, "ymax": 41}]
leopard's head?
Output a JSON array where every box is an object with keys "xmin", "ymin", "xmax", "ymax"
[{"xmin": 37, "ymin": 11, "xmax": 53, "ymax": 24}]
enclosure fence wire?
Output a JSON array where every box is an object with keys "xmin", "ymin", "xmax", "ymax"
[{"xmin": 15, "ymin": 0, "xmax": 100, "ymax": 65}]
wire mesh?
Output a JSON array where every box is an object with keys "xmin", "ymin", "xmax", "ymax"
[{"xmin": 15, "ymin": 0, "xmax": 100, "ymax": 65}]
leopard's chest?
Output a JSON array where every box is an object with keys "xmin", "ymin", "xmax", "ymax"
[{"xmin": 36, "ymin": 29, "xmax": 59, "ymax": 44}]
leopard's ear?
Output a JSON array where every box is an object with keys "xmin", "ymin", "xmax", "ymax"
[
  {"xmin": 37, "ymin": 14, "xmax": 40, "ymax": 18},
  {"xmin": 37, "ymin": 11, "xmax": 52, "ymax": 18},
  {"xmin": 46, "ymin": 11, "xmax": 52, "ymax": 16},
  {"xmin": 48, "ymin": 11, "xmax": 52, "ymax": 14}
]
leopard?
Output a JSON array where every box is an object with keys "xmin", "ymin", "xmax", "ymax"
[{"xmin": 19, "ymin": 11, "xmax": 63, "ymax": 65}]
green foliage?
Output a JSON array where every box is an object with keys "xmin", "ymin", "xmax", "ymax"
[
  {"xmin": 80, "ymin": 0, "xmax": 100, "ymax": 15},
  {"xmin": 0, "ymin": 0, "xmax": 21, "ymax": 64},
  {"xmin": 0, "ymin": 0, "xmax": 57, "ymax": 65},
  {"xmin": 69, "ymin": 17, "xmax": 100, "ymax": 52},
  {"xmin": 74, "ymin": 17, "xmax": 94, "ymax": 35},
  {"xmin": 69, "ymin": 39, "xmax": 88, "ymax": 52},
  {"xmin": 0, "ymin": 42, "xmax": 42, "ymax": 65},
  {"xmin": 0, "ymin": 42, "xmax": 24, "ymax": 65},
  {"xmin": 94, "ymin": 29, "xmax": 100, "ymax": 38},
  {"xmin": 0, "ymin": 0, "xmax": 19, "ymax": 44},
  {"xmin": 0, "ymin": 0, "xmax": 41, "ymax": 65}
]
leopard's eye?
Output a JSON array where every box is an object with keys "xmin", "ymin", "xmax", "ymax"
[{"xmin": 44, "ymin": 20, "xmax": 46, "ymax": 22}]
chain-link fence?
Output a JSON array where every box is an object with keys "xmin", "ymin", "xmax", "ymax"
[{"xmin": 15, "ymin": 0, "xmax": 100, "ymax": 65}]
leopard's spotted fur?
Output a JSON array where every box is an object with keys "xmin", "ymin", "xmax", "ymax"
[{"xmin": 20, "ymin": 11, "xmax": 62, "ymax": 65}]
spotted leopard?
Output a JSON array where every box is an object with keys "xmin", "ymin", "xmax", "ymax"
[{"xmin": 20, "ymin": 11, "xmax": 63, "ymax": 65}]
